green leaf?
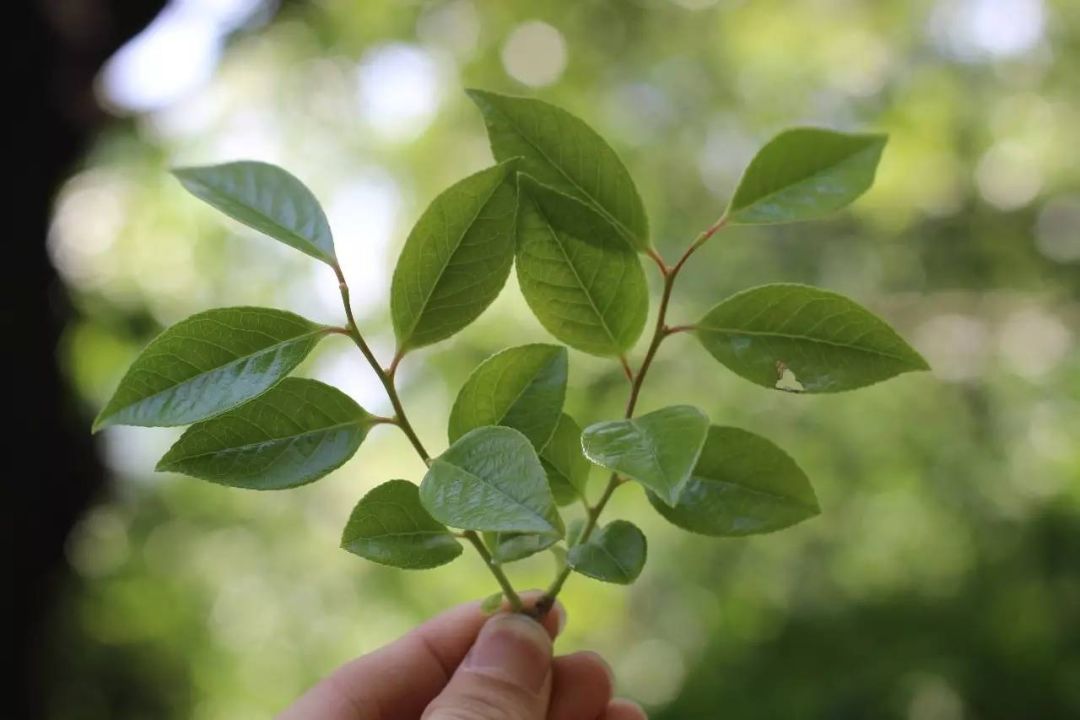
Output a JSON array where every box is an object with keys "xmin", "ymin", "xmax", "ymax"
[
  {"xmin": 694, "ymin": 284, "xmax": 930, "ymax": 393},
  {"xmin": 341, "ymin": 480, "xmax": 463, "ymax": 569},
  {"xmin": 480, "ymin": 592, "xmax": 504, "ymax": 614},
  {"xmin": 391, "ymin": 160, "xmax": 519, "ymax": 352},
  {"xmin": 566, "ymin": 518, "xmax": 587, "ymax": 547},
  {"xmin": 649, "ymin": 426, "xmax": 819, "ymax": 536},
  {"xmin": 156, "ymin": 378, "xmax": 375, "ymax": 490},
  {"xmin": 94, "ymin": 307, "xmax": 330, "ymax": 430},
  {"xmin": 467, "ymin": 89, "xmax": 649, "ymax": 250},
  {"xmin": 448, "ymin": 344, "xmax": 568, "ymax": 450},
  {"xmin": 581, "ymin": 405, "xmax": 709, "ymax": 506},
  {"xmin": 420, "ymin": 426, "xmax": 558, "ymax": 533},
  {"xmin": 483, "ymin": 529, "xmax": 561, "ymax": 564},
  {"xmin": 567, "ymin": 520, "xmax": 646, "ymax": 584},
  {"xmin": 515, "ymin": 177, "xmax": 648, "ymax": 357},
  {"xmin": 173, "ymin": 161, "xmax": 336, "ymax": 264},
  {"xmin": 540, "ymin": 413, "xmax": 591, "ymax": 505},
  {"xmin": 726, "ymin": 128, "xmax": 887, "ymax": 225}
]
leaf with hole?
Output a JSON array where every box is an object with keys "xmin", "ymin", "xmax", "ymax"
[
  {"xmin": 173, "ymin": 161, "xmax": 337, "ymax": 264},
  {"xmin": 341, "ymin": 480, "xmax": 463, "ymax": 569},
  {"xmin": 541, "ymin": 413, "xmax": 591, "ymax": 505},
  {"xmin": 420, "ymin": 426, "xmax": 558, "ymax": 534},
  {"xmin": 567, "ymin": 520, "xmax": 646, "ymax": 584},
  {"xmin": 391, "ymin": 160, "xmax": 520, "ymax": 352},
  {"xmin": 694, "ymin": 284, "xmax": 929, "ymax": 393},
  {"xmin": 156, "ymin": 378, "xmax": 375, "ymax": 490},
  {"xmin": 467, "ymin": 89, "xmax": 649, "ymax": 250},
  {"xmin": 726, "ymin": 128, "xmax": 887, "ymax": 225},
  {"xmin": 94, "ymin": 307, "xmax": 330, "ymax": 430},
  {"xmin": 649, "ymin": 426, "xmax": 819, "ymax": 535},
  {"xmin": 582, "ymin": 405, "xmax": 709, "ymax": 506},
  {"xmin": 449, "ymin": 344, "xmax": 568, "ymax": 450},
  {"xmin": 515, "ymin": 177, "xmax": 648, "ymax": 357}
]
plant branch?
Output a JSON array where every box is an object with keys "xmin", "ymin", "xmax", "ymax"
[
  {"xmin": 542, "ymin": 216, "xmax": 727, "ymax": 606},
  {"xmin": 333, "ymin": 264, "xmax": 525, "ymax": 612}
]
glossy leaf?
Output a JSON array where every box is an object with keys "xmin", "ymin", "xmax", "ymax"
[
  {"xmin": 420, "ymin": 427, "xmax": 558, "ymax": 534},
  {"xmin": 515, "ymin": 177, "xmax": 648, "ymax": 357},
  {"xmin": 567, "ymin": 520, "xmax": 646, "ymax": 584},
  {"xmin": 156, "ymin": 378, "xmax": 374, "ymax": 490},
  {"xmin": 649, "ymin": 426, "xmax": 819, "ymax": 536},
  {"xmin": 173, "ymin": 161, "xmax": 336, "ymax": 264},
  {"xmin": 581, "ymin": 405, "xmax": 709, "ymax": 506},
  {"xmin": 341, "ymin": 480, "xmax": 463, "ymax": 569},
  {"xmin": 726, "ymin": 128, "xmax": 887, "ymax": 224},
  {"xmin": 694, "ymin": 284, "xmax": 930, "ymax": 393},
  {"xmin": 94, "ymin": 307, "xmax": 330, "ymax": 430},
  {"xmin": 448, "ymin": 344, "xmax": 568, "ymax": 449},
  {"xmin": 467, "ymin": 89, "xmax": 649, "ymax": 250},
  {"xmin": 391, "ymin": 160, "xmax": 519, "ymax": 352},
  {"xmin": 541, "ymin": 413, "xmax": 591, "ymax": 505}
]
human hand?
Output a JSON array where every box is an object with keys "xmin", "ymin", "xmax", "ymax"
[{"xmin": 279, "ymin": 596, "xmax": 646, "ymax": 720}]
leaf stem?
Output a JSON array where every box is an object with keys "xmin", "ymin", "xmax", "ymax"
[
  {"xmin": 333, "ymin": 264, "xmax": 525, "ymax": 612},
  {"xmin": 541, "ymin": 216, "xmax": 728, "ymax": 607},
  {"xmin": 463, "ymin": 531, "xmax": 524, "ymax": 613}
]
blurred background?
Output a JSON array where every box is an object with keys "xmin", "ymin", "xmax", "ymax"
[{"xmin": 15, "ymin": 0, "xmax": 1080, "ymax": 718}]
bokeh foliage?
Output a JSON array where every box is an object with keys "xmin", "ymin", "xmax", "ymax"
[{"xmin": 48, "ymin": 0, "xmax": 1079, "ymax": 718}]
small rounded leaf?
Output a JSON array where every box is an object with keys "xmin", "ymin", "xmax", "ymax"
[
  {"xmin": 649, "ymin": 426, "xmax": 819, "ymax": 536},
  {"xmin": 156, "ymin": 378, "xmax": 375, "ymax": 490},
  {"xmin": 483, "ymin": 530, "xmax": 561, "ymax": 564},
  {"xmin": 567, "ymin": 520, "xmax": 647, "ymax": 585},
  {"xmin": 449, "ymin": 344, "xmax": 568, "ymax": 450},
  {"xmin": 341, "ymin": 480, "xmax": 463, "ymax": 569},
  {"xmin": 467, "ymin": 89, "xmax": 649, "ymax": 250},
  {"xmin": 420, "ymin": 427, "xmax": 558, "ymax": 534},
  {"xmin": 173, "ymin": 161, "xmax": 336, "ymax": 264},
  {"xmin": 391, "ymin": 160, "xmax": 519, "ymax": 352},
  {"xmin": 727, "ymin": 128, "xmax": 887, "ymax": 225},
  {"xmin": 94, "ymin": 307, "xmax": 330, "ymax": 430},
  {"xmin": 581, "ymin": 405, "xmax": 709, "ymax": 507},
  {"xmin": 694, "ymin": 284, "xmax": 930, "ymax": 393},
  {"xmin": 516, "ymin": 177, "xmax": 648, "ymax": 357}
]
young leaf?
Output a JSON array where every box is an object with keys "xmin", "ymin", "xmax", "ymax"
[
  {"xmin": 649, "ymin": 426, "xmax": 819, "ymax": 536},
  {"xmin": 448, "ymin": 344, "xmax": 568, "ymax": 450},
  {"xmin": 94, "ymin": 307, "xmax": 330, "ymax": 430},
  {"xmin": 581, "ymin": 405, "xmax": 709, "ymax": 506},
  {"xmin": 694, "ymin": 283, "xmax": 930, "ymax": 393},
  {"xmin": 341, "ymin": 479, "xmax": 463, "ymax": 569},
  {"xmin": 419, "ymin": 426, "xmax": 558, "ymax": 534},
  {"xmin": 483, "ymin": 529, "xmax": 561, "ymax": 564},
  {"xmin": 726, "ymin": 128, "xmax": 887, "ymax": 225},
  {"xmin": 156, "ymin": 378, "xmax": 375, "ymax": 490},
  {"xmin": 540, "ymin": 413, "xmax": 591, "ymax": 505},
  {"xmin": 567, "ymin": 520, "xmax": 646, "ymax": 584},
  {"xmin": 391, "ymin": 160, "xmax": 519, "ymax": 352},
  {"xmin": 516, "ymin": 177, "xmax": 648, "ymax": 357},
  {"xmin": 480, "ymin": 592, "xmax": 504, "ymax": 614},
  {"xmin": 467, "ymin": 89, "xmax": 649, "ymax": 250},
  {"xmin": 173, "ymin": 161, "xmax": 337, "ymax": 264}
]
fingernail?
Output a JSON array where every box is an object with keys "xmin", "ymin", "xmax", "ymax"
[{"xmin": 464, "ymin": 614, "xmax": 552, "ymax": 693}]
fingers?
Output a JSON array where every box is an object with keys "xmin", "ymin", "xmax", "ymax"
[
  {"xmin": 278, "ymin": 594, "xmax": 563, "ymax": 720},
  {"xmin": 422, "ymin": 613, "xmax": 554, "ymax": 720},
  {"xmin": 547, "ymin": 652, "xmax": 614, "ymax": 720},
  {"xmin": 599, "ymin": 699, "xmax": 648, "ymax": 720}
]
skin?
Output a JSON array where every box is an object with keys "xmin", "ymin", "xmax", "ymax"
[{"xmin": 279, "ymin": 594, "xmax": 647, "ymax": 720}]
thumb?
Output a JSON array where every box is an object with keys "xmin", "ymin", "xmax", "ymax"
[{"xmin": 423, "ymin": 613, "xmax": 553, "ymax": 720}]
